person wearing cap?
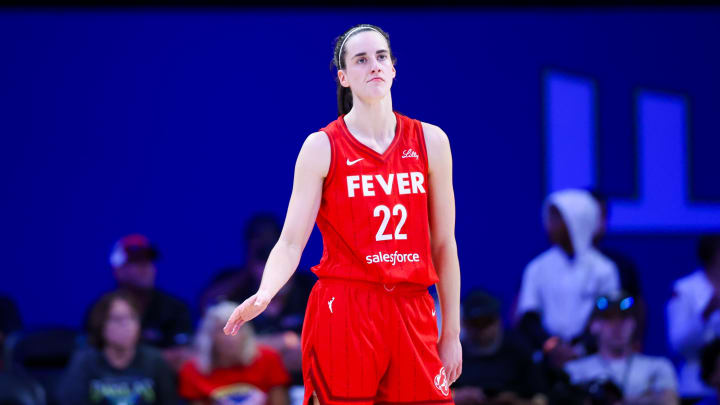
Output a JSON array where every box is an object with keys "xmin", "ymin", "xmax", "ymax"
[
  {"xmin": 89, "ymin": 233, "xmax": 193, "ymax": 371},
  {"xmin": 454, "ymin": 290, "xmax": 547, "ymax": 405},
  {"xmin": 565, "ymin": 291, "xmax": 678, "ymax": 405},
  {"xmin": 589, "ymin": 189, "xmax": 647, "ymax": 350},
  {"xmin": 667, "ymin": 234, "xmax": 720, "ymax": 399},
  {"xmin": 515, "ymin": 189, "xmax": 620, "ymax": 368}
]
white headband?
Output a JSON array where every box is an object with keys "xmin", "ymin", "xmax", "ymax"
[{"xmin": 336, "ymin": 26, "xmax": 382, "ymax": 69}]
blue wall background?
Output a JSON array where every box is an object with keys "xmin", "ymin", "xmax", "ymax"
[{"xmin": 2, "ymin": 9, "xmax": 720, "ymax": 361}]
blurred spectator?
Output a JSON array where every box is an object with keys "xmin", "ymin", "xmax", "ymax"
[
  {"xmin": 87, "ymin": 234, "xmax": 193, "ymax": 371},
  {"xmin": 589, "ymin": 190, "xmax": 646, "ymax": 349},
  {"xmin": 516, "ymin": 189, "xmax": 619, "ymax": 367},
  {"xmin": 565, "ymin": 291, "xmax": 678, "ymax": 405},
  {"xmin": 199, "ymin": 213, "xmax": 282, "ymax": 313},
  {"xmin": 0, "ymin": 296, "xmax": 22, "ymax": 370},
  {"xmin": 178, "ymin": 301, "xmax": 290, "ymax": 405},
  {"xmin": 454, "ymin": 290, "xmax": 547, "ymax": 405},
  {"xmin": 667, "ymin": 234, "xmax": 720, "ymax": 398},
  {"xmin": 0, "ymin": 297, "xmax": 43, "ymax": 405},
  {"xmin": 199, "ymin": 213, "xmax": 314, "ymax": 384},
  {"xmin": 59, "ymin": 290, "xmax": 177, "ymax": 404},
  {"xmin": 697, "ymin": 339, "xmax": 720, "ymax": 405}
]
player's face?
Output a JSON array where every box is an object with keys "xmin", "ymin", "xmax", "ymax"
[{"xmin": 338, "ymin": 31, "xmax": 396, "ymax": 103}]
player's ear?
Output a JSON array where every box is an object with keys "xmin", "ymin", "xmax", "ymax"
[{"xmin": 338, "ymin": 70, "xmax": 350, "ymax": 88}]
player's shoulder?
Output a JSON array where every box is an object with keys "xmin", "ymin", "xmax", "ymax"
[
  {"xmin": 419, "ymin": 121, "xmax": 449, "ymax": 145},
  {"xmin": 304, "ymin": 130, "xmax": 330, "ymax": 148},
  {"xmin": 419, "ymin": 121, "xmax": 451, "ymax": 168},
  {"xmin": 296, "ymin": 131, "xmax": 331, "ymax": 177},
  {"xmin": 299, "ymin": 131, "xmax": 331, "ymax": 159}
]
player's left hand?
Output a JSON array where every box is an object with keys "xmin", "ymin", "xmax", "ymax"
[
  {"xmin": 438, "ymin": 335, "xmax": 462, "ymax": 385},
  {"xmin": 223, "ymin": 289, "xmax": 272, "ymax": 336}
]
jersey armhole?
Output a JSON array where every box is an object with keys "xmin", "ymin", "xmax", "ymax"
[
  {"xmin": 417, "ymin": 120, "xmax": 430, "ymax": 174},
  {"xmin": 319, "ymin": 130, "xmax": 336, "ymax": 190}
]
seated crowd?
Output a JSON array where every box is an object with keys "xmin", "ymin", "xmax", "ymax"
[{"xmin": 2, "ymin": 193, "xmax": 720, "ymax": 405}]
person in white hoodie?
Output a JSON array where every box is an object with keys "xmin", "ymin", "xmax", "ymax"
[
  {"xmin": 515, "ymin": 188, "xmax": 620, "ymax": 367},
  {"xmin": 667, "ymin": 234, "xmax": 720, "ymax": 399}
]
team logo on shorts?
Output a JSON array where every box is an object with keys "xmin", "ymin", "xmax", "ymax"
[{"xmin": 434, "ymin": 367, "xmax": 450, "ymax": 396}]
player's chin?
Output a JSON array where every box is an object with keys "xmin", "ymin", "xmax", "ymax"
[{"xmin": 363, "ymin": 84, "xmax": 391, "ymax": 97}]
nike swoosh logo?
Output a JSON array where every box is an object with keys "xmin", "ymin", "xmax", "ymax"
[{"xmin": 346, "ymin": 158, "xmax": 364, "ymax": 166}]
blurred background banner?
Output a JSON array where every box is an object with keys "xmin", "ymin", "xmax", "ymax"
[{"xmin": 2, "ymin": 8, "xmax": 719, "ymax": 360}]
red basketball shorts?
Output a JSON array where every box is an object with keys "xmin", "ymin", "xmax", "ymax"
[{"xmin": 301, "ymin": 278, "xmax": 454, "ymax": 405}]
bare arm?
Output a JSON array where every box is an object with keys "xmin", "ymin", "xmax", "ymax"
[
  {"xmin": 423, "ymin": 122, "xmax": 462, "ymax": 383},
  {"xmin": 224, "ymin": 131, "xmax": 329, "ymax": 335}
]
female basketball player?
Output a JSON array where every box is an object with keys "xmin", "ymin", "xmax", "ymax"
[{"xmin": 224, "ymin": 24, "xmax": 462, "ymax": 405}]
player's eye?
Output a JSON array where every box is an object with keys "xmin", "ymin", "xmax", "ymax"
[
  {"xmin": 378, "ymin": 54, "xmax": 387, "ymax": 61},
  {"xmin": 357, "ymin": 57, "xmax": 366, "ymax": 64}
]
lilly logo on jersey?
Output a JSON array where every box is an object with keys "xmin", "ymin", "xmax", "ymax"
[
  {"xmin": 402, "ymin": 149, "xmax": 419, "ymax": 159},
  {"xmin": 434, "ymin": 367, "xmax": 450, "ymax": 396}
]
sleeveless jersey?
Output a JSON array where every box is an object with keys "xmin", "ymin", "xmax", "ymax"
[{"xmin": 311, "ymin": 111, "xmax": 439, "ymax": 286}]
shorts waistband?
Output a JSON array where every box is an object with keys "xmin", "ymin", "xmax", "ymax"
[{"xmin": 317, "ymin": 277, "xmax": 430, "ymax": 296}]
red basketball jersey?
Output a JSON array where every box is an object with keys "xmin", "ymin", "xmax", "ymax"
[{"xmin": 311, "ymin": 111, "xmax": 438, "ymax": 286}]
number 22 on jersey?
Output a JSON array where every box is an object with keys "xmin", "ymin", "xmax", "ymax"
[{"xmin": 374, "ymin": 204, "xmax": 407, "ymax": 241}]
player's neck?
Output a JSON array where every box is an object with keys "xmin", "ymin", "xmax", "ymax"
[{"xmin": 345, "ymin": 95, "xmax": 395, "ymax": 142}]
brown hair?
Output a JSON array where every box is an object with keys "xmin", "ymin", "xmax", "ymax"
[{"xmin": 87, "ymin": 290, "xmax": 140, "ymax": 348}]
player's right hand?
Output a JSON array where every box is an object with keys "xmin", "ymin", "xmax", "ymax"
[
  {"xmin": 438, "ymin": 335, "xmax": 463, "ymax": 385},
  {"xmin": 223, "ymin": 290, "xmax": 272, "ymax": 336}
]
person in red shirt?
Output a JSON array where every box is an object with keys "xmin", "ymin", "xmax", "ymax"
[
  {"xmin": 180, "ymin": 301, "xmax": 290, "ymax": 405},
  {"xmin": 224, "ymin": 24, "xmax": 462, "ymax": 405}
]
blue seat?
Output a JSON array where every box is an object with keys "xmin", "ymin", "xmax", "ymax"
[
  {"xmin": 0, "ymin": 370, "xmax": 46, "ymax": 405},
  {"xmin": 4, "ymin": 328, "xmax": 82, "ymax": 405}
]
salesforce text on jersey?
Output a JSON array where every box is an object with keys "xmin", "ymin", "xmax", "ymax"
[{"xmin": 365, "ymin": 251, "xmax": 421, "ymax": 266}]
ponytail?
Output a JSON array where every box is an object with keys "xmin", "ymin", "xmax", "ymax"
[{"xmin": 337, "ymin": 85, "xmax": 353, "ymax": 116}]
